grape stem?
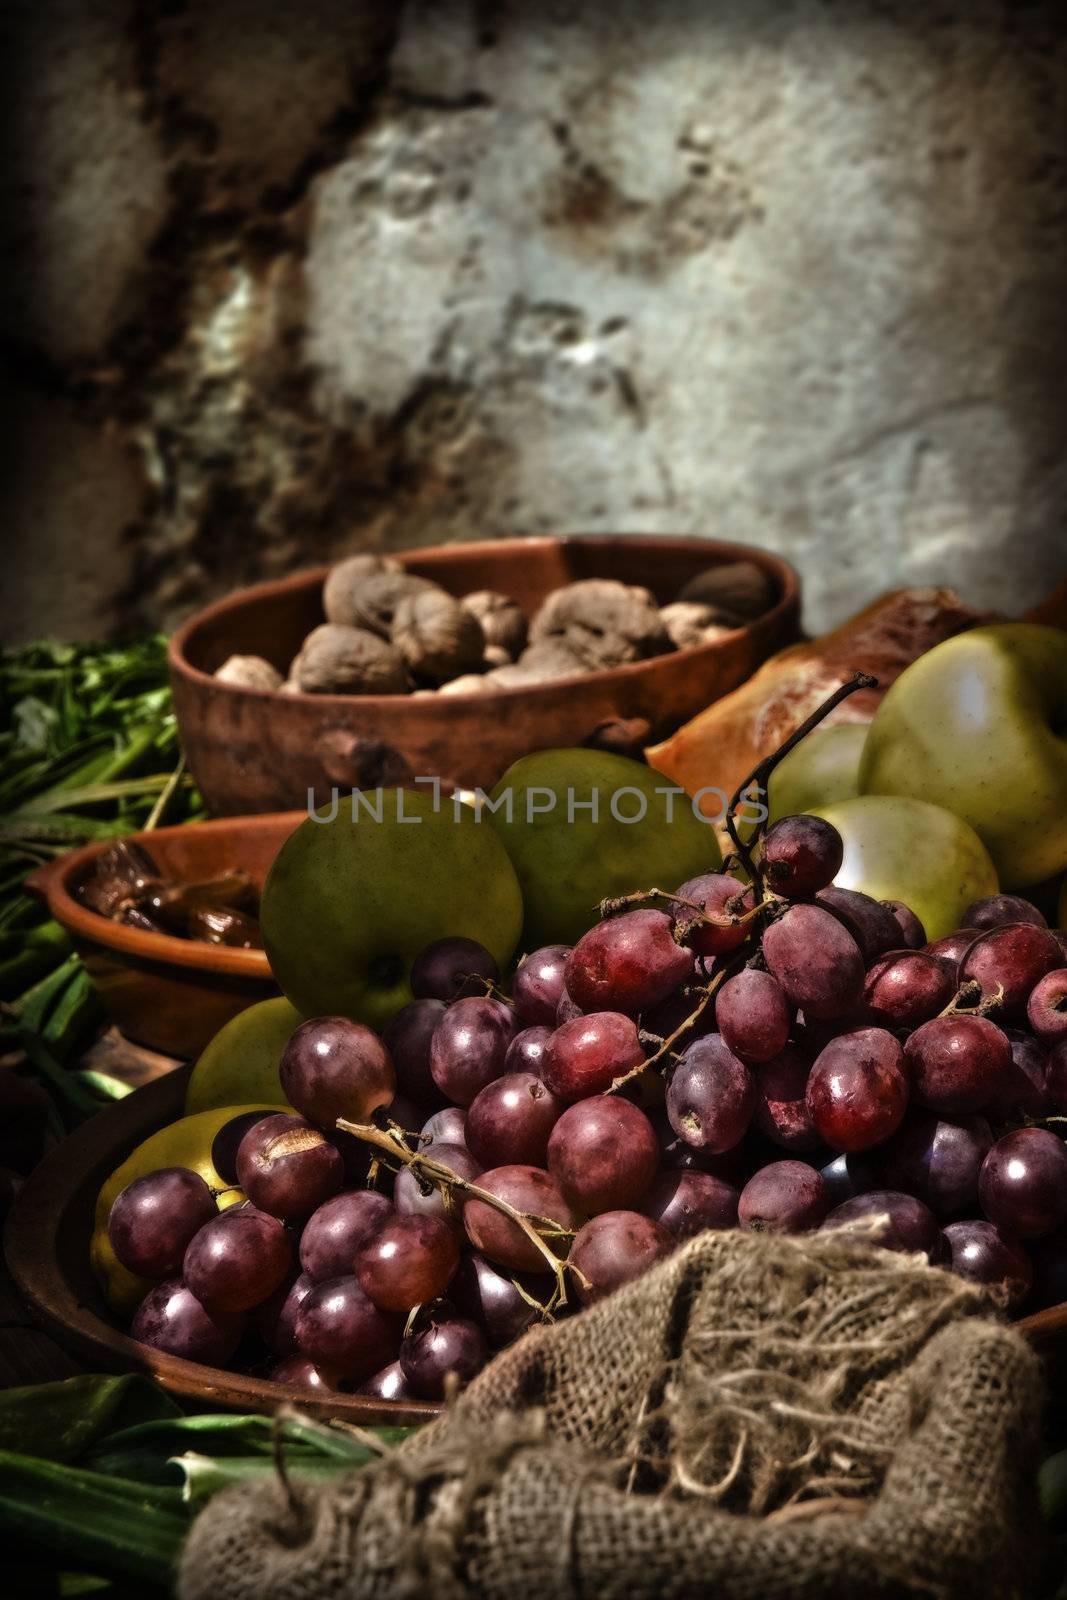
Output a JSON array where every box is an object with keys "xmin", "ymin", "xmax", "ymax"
[
  {"xmin": 723, "ymin": 671, "xmax": 879, "ymax": 904},
  {"xmin": 938, "ymin": 978, "xmax": 1005, "ymax": 1019},
  {"xmin": 608, "ymin": 968, "xmax": 729, "ymax": 1094},
  {"xmin": 334, "ymin": 1117, "xmax": 575, "ymax": 1309}
]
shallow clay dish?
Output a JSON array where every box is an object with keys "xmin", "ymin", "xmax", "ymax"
[
  {"xmin": 4, "ymin": 1066, "xmax": 441, "ymax": 1425},
  {"xmin": 169, "ymin": 535, "xmax": 800, "ymax": 814},
  {"xmin": 26, "ymin": 813, "xmax": 303, "ymax": 1057}
]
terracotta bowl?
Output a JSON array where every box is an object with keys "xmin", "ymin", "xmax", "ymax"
[
  {"xmin": 4, "ymin": 1066, "xmax": 441, "ymax": 1425},
  {"xmin": 169, "ymin": 535, "xmax": 800, "ymax": 815},
  {"xmin": 8, "ymin": 1070, "xmax": 1066, "ymax": 1425},
  {"xmin": 26, "ymin": 813, "xmax": 303, "ymax": 1058}
]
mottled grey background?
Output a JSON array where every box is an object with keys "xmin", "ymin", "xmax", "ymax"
[{"xmin": 2, "ymin": 0, "xmax": 1065, "ymax": 646}]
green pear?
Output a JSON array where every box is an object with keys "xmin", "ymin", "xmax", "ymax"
[
  {"xmin": 488, "ymin": 748, "xmax": 721, "ymax": 948},
  {"xmin": 185, "ymin": 996, "xmax": 303, "ymax": 1113},
  {"xmin": 767, "ymin": 724, "xmax": 867, "ymax": 822},
  {"xmin": 860, "ymin": 624, "xmax": 1067, "ymax": 889},
  {"xmin": 261, "ymin": 787, "xmax": 523, "ymax": 1030},
  {"xmin": 811, "ymin": 795, "xmax": 998, "ymax": 940}
]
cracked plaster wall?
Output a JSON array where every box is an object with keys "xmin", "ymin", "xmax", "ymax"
[{"xmin": 1, "ymin": 0, "xmax": 1065, "ymax": 647}]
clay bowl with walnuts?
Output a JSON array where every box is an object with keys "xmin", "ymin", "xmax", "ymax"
[{"xmin": 169, "ymin": 535, "xmax": 800, "ymax": 815}]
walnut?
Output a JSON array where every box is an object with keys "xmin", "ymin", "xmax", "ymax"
[
  {"xmin": 324, "ymin": 565, "xmax": 441, "ymax": 637},
  {"xmin": 294, "ymin": 624, "xmax": 409, "ymax": 695},
  {"xmin": 392, "ymin": 590, "xmax": 486, "ymax": 686},
  {"xmin": 529, "ymin": 579, "xmax": 671, "ymax": 668},
  {"xmin": 213, "ymin": 654, "xmax": 283, "ymax": 692},
  {"xmin": 482, "ymin": 644, "xmax": 512, "ymax": 669},
  {"xmin": 675, "ymin": 560, "xmax": 776, "ymax": 621},
  {"xmin": 460, "ymin": 590, "xmax": 528, "ymax": 659},
  {"xmin": 485, "ymin": 639, "xmax": 587, "ymax": 687},
  {"xmin": 322, "ymin": 553, "xmax": 403, "ymax": 626},
  {"xmin": 659, "ymin": 602, "xmax": 736, "ymax": 651}
]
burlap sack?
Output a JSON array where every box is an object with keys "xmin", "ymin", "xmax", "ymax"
[{"xmin": 179, "ymin": 1231, "xmax": 1050, "ymax": 1600}]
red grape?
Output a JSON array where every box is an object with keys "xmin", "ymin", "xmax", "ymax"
[
  {"xmin": 210, "ymin": 1112, "xmax": 275, "ymax": 1186},
  {"xmin": 759, "ymin": 814, "xmax": 843, "ymax": 897},
  {"xmin": 504, "ymin": 1026, "xmax": 552, "ymax": 1077},
  {"xmin": 883, "ymin": 899, "xmax": 926, "ymax": 949},
  {"xmin": 942, "ymin": 1220, "xmax": 1032, "ymax": 1307},
  {"xmin": 421, "ymin": 1106, "xmax": 468, "ymax": 1147},
  {"xmin": 108, "ymin": 1168, "xmax": 217, "ymax": 1279},
  {"xmin": 183, "ymin": 1205, "xmax": 293, "ymax": 1311},
  {"xmin": 905, "ymin": 1015, "xmax": 1011, "ymax": 1115},
  {"xmin": 806, "ymin": 1028, "xmax": 908, "ymax": 1152},
  {"xmin": 986, "ymin": 1031, "xmax": 1049, "ymax": 1119},
  {"xmin": 762, "ymin": 904, "xmax": 865, "ymax": 1020},
  {"xmin": 236, "ymin": 1113, "xmax": 344, "ymax": 1220},
  {"xmin": 466, "ymin": 1072, "xmax": 563, "ymax": 1168},
  {"xmin": 294, "ymin": 1276, "xmax": 401, "ymax": 1381},
  {"xmin": 540, "ymin": 1012, "xmax": 645, "ymax": 1102},
  {"xmin": 666, "ymin": 1035, "xmax": 756, "ymax": 1153},
  {"xmin": 962, "ymin": 895, "xmax": 1047, "ymax": 931},
  {"xmin": 924, "ymin": 931, "xmax": 979, "ymax": 980},
  {"xmin": 821, "ymin": 1190, "xmax": 940, "ymax": 1259},
  {"xmin": 381, "ymin": 999, "xmax": 447, "ymax": 1107},
  {"xmin": 254, "ymin": 1270, "xmax": 313, "ymax": 1356},
  {"xmin": 399, "ymin": 1310, "xmax": 487, "ymax": 1399},
  {"xmin": 463, "ymin": 1165, "xmax": 577, "ymax": 1273},
  {"xmin": 298, "ymin": 1190, "xmax": 393, "ymax": 1282},
  {"xmin": 1027, "ymin": 969, "xmax": 1067, "ymax": 1045},
  {"xmin": 270, "ymin": 1355, "xmax": 339, "ymax": 1392},
  {"xmin": 753, "ymin": 1046, "xmax": 820, "ymax": 1152},
  {"xmin": 357, "ymin": 1360, "xmax": 414, "ymax": 1401},
  {"xmin": 131, "ymin": 1280, "xmax": 243, "ymax": 1364},
  {"xmin": 816, "ymin": 887, "xmax": 901, "ymax": 962},
  {"xmin": 715, "ymin": 969, "xmax": 792, "ymax": 1063},
  {"xmin": 878, "ymin": 1111, "xmax": 992, "ymax": 1220},
  {"xmin": 512, "ymin": 945, "xmax": 571, "ymax": 1025},
  {"xmin": 670, "ymin": 873, "xmax": 753, "ymax": 957},
  {"xmin": 863, "ymin": 950, "xmax": 953, "ymax": 1030},
  {"xmin": 356, "ymin": 1214, "xmax": 460, "ymax": 1312},
  {"xmin": 569, "ymin": 1211, "xmax": 674, "ymax": 1305},
  {"xmin": 959, "ymin": 923, "xmax": 1061, "ymax": 1018},
  {"xmin": 642, "ymin": 1169, "xmax": 739, "ymax": 1238},
  {"xmin": 738, "ymin": 1161, "xmax": 829, "ymax": 1233},
  {"xmin": 429, "ymin": 997, "xmax": 518, "ymax": 1105},
  {"xmin": 979, "ymin": 1127, "xmax": 1067, "ymax": 1238},
  {"xmin": 547, "ymin": 1095, "xmax": 659, "ymax": 1214},
  {"xmin": 564, "ymin": 910, "xmax": 694, "ymax": 1018},
  {"xmin": 449, "ymin": 1253, "xmax": 553, "ymax": 1347},
  {"xmin": 411, "ymin": 937, "xmax": 499, "ymax": 1002},
  {"xmin": 394, "ymin": 1141, "xmax": 481, "ymax": 1231},
  {"xmin": 279, "ymin": 1016, "xmax": 395, "ymax": 1129}
]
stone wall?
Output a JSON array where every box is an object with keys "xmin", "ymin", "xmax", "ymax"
[{"xmin": 2, "ymin": 0, "xmax": 1065, "ymax": 646}]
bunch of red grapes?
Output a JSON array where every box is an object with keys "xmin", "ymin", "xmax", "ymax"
[{"xmin": 109, "ymin": 811, "xmax": 1067, "ymax": 1402}]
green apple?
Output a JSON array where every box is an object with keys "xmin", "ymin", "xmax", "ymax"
[
  {"xmin": 184, "ymin": 996, "xmax": 303, "ymax": 1113},
  {"xmin": 810, "ymin": 795, "xmax": 998, "ymax": 941},
  {"xmin": 488, "ymin": 748, "xmax": 721, "ymax": 948},
  {"xmin": 767, "ymin": 724, "xmax": 867, "ymax": 823},
  {"xmin": 860, "ymin": 624, "xmax": 1067, "ymax": 889},
  {"xmin": 261, "ymin": 787, "xmax": 523, "ymax": 1030}
]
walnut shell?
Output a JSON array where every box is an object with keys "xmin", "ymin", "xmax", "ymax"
[
  {"xmin": 324, "ymin": 565, "xmax": 440, "ymax": 637},
  {"xmin": 675, "ymin": 560, "xmax": 775, "ymax": 621},
  {"xmin": 529, "ymin": 579, "xmax": 671, "ymax": 668},
  {"xmin": 659, "ymin": 602, "xmax": 736, "ymax": 651},
  {"xmin": 322, "ymin": 554, "xmax": 403, "ymax": 625},
  {"xmin": 392, "ymin": 591, "xmax": 486, "ymax": 686},
  {"xmin": 213, "ymin": 654, "xmax": 283, "ymax": 691},
  {"xmin": 460, "ymin": 590, "xmax": 528, "ymax": 658},
  {"xmin": 295, "ymin": 624, "xmax": 409, "ymax": 695}
]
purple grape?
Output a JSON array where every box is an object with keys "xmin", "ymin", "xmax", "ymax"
[
  {"xmin": 356, "ymin": 1214, "xmax": 460, "ymax": 1312},
  {"xmin": 547, "ymin": 1095, "xmax": 659, "ymax": 1214},
  {"xmin": 399, "ymin": 1310, "xmax": 488, "ymax": 1399},
  {"xmin": 466, "ymin": 1072, "xmax": 564, "ymax": 1169},
  {"xmin": 924, "ymin": 931, "xmax": 979, "ymax": 981},
  {"xmin": 357, "ymin": 1360, "xmax": 414, "ymax": 1401},
  {"xmin": 381, "ymin": 1000, "xmax": 447, "ymax": 1107},
  {"xmin": 883, "ymin": 899, "xmax": 926, "ymax": 949},
  {"xmin": 979, "ymin": 1127, "xmax": 1067, "ymax": 1239},
  {"xmin": 985, "ymin": 1031, "xmax": 1049, "ymax": 1120},
  {"xmin": 211, "ymin": 1112, "xmax": 276, "ymax": 1186},
  {"xmin": 298, "ymin": 1190, "xmax": 393, "ymax": 1282},
  {"xmin": 1027, "ymin": 968, "xmax": 1067, "ymax": 1046},
  {"xmin": 821, "ymin": 1190, "xmax": 940, "ymax": 1259},
  {"xmin": 512, "ymin": 945, "xmax": 572, "ymax": 1026},
  {"xmin": 540, "ymin": 1012, "xmax": 645, "ymax": 1102},
  {"xmin": 753, "ymin": 1046, "xmax": 819, "ymax": 1153},
  {"xmin": 503, "ymin": 1025, "xmax": 552, "ymax": 1077},
  {"xmin": 393, "ymin": 1140, "xmax": 481, "ymax": 1232},
  {"xmin": 108, "ymin": 1168, "xmax": 217, "ymax": 1279},
  {"xmin": 421, "ymin": 1106, "xmax": 468, "ymax": 1147},
  {"xmin": 962, "ymin": 895, "xmax": 1047, "ymax": 931},
  {"xmin": 762, "ymin": 904, "xmax": 865, "ymax": 1020},
  {"xmin": 816, "ymin": 887, "xmax": 901, "ymax": 962},
  {"xmin": 878, "ymin": 1111, "xmax": 992, "ymax": 1220},
  {"xmin": 449, "ymin": 1253, "xmax": 552, "ymax": 1347},
  {"xmin": 759, "ymin": 814, "xmax": 843, "ymax": 897},
  {"xmin": 818, "ymin": 1151, "xmax": 882, "ymax": 1207},
  {"xmin": 294, "ymin": 1276, "xmax": 402, "ymax": 1381},
  {"xmin": 429, "ymin": 997, "xmax": 518, "ymax": 1105},
  {"xmin": 942, "ymin": 1220, "xmax": 1032, "ymax": 1307},
  {"xmin": 738, "ymin": 1162, "xmax": 829, "ymax": 1233},
  {"xmin": 463, "ymin": 1165, "xmax": 577, "ymax": 1274},
  {"xmin": 568, "ymin": 1211, "xmax": 674, "ymax": 1304},
  {"xmin": 863, "ymin": 950, "xmax": 953, "ymax": 1030},
  {"xmin": 715, "ymin": 969, "xmax": 792, "ymax": 1063},
  {"xmin": 905, "ymin": 1015, "xmax": 1011, "ymax": 1116},
  {"xmin": 131, "ymin": 1280, "xmax": 243, "ymax": 1364},
  {"xmin": 806, "ymin": 1028, "xmax": 908, "ymax": 1152},
  {"xmin": 254, "ymin": 1270, "xmax": 313, "ymax": 1356},
  {"xmin": 666, "ymin": 1035, "xmax": 756, "ymax": 1153},
  {"xmin": 641, "ymin": 1169, "xmax": 739, "ymax": 1239},
  {"xmin": 270, "ymin": 1355, "xmax": 338, "ymax": 1392},
  {"xmin": 671, "ymin": 873, "xmax": 753, "ymax": 958},
  {"xmin": 279, "ymin": 1016, "xmax": 395, "ymax": 1129},
  {"xmin": 236, "ymin": 1113, "xmax": 345, "ymax": 1220},
  {"xmin": 959, "ymin": 923, "xmax": 1061, "ymax": 1019},
  {"xmin": 183, "ymin": 1205, "xmax": 293, "ymax": 1312},
  {"xmin": 564, "ymin": 910, "xmax": 694, "ymax": 1018},
  {"xmin": 411, "ymin": 937, "xmax": 499, "ymax": 1003}
]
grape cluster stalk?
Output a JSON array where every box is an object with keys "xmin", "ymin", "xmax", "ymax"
[{"xmin": 107, "ymin": 674, "xmax": 1067, "ymax": 1399}]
